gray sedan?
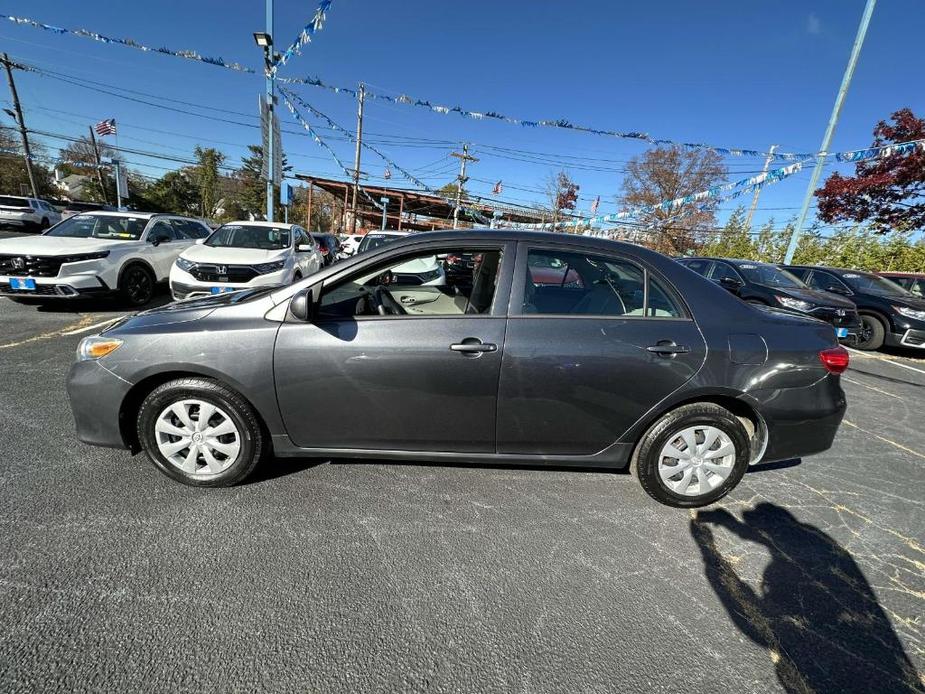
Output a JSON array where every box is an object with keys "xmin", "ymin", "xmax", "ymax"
[{"xmin": 66, "ymin": 230, "xmax": 848, "ymax": 507}]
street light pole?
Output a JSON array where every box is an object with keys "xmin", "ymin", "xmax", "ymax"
[
  {"xmin": 783, "ymin": 0, "xmax": 876, "ymax": 264},
  {"xmin": 264, "ymin": 0, "xmax": 275, "ymax": 222}
]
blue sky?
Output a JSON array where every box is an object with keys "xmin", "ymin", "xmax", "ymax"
[{"xmin": 3, "ymin": 0, "xmax": 923, "ymax": 231}]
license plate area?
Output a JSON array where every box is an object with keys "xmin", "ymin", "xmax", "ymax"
[
  {"xmin": 9, "ymin": 278, "xmax": 36, "ymax": 291},
  {"xmin": 210, "ymin": 286, "xmax": 236, "ymax": 294},
  {"xmin": 835, "ymin": 327, "xmax": 849, "ymax": 338}
]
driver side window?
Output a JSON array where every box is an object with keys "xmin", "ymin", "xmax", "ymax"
[
  {"xmin": 148, "ymin": 221, "xmax": 174, "ymax": 242},
  {"xmin": 319, "ymin": 247, "xmax": 504, "ymax": 319}
]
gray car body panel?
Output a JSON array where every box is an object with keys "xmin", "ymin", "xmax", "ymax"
[{"xmin": 67, "ymin": 230, "xmax": 846, "ymax": 468}]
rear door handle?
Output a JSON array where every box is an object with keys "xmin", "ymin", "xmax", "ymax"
[
  {"xmin": 646, "ymin": 343, "xmax": 690, "ymax": 355},
  {"xmin": 450, "ymin": 341, "xmax": 497, "ymax": 354}
]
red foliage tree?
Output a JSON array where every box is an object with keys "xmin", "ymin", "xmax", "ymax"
[{"xmin": 815, "ymin": 108, "xmax": 925, "ymax": 232}]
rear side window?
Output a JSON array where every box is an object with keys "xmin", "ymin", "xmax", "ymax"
[
  {"xmin": 681, "ymin": 259, "xmax": 711, "ymax": 277},
  {"xmin": 520, "ymin": 249, "xmax": 683, "ymax": 318}
]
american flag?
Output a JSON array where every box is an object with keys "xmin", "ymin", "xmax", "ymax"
[
  {"xmin": 591, "ymin": 195, "xmax": 600, "ymax": 214},
  {"xmin": 94, "ymin": 118, "xmax": 117, "ymax": 136},
  {"xmin": 492, "ymin": 180, "xmax": 503, "ymax": 195}
]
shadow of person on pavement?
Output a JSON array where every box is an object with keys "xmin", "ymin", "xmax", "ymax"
[{"xmin": 691, "ymin": 503, "xmax": 921, "ymax": 693}]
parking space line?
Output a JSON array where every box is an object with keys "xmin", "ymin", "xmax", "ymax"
[
  {"xmin": 61, "ymin": 316, "xmax": 126, "ymax": 336},
  {"xmin": 842, "ymin": 377, "xmax": 903, "ymax": 400},
  {"xmin": 0, "ymin": 316, "xmax": 97, "ymax": 350},
  {"xmin": 846, "ymin": 347, "xmax": 925, "ymax": 376},
  {"xmin": 842, "ymin": 420, "xmax": 925, "ymax": 461}
]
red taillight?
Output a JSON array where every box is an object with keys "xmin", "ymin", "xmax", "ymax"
[{"xmin": 819, "ymin": 346, "xmax": 849, "ymax": 374}]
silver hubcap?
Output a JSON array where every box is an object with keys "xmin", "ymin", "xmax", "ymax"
[
  {"xmin": 154, "ymin": 399, "xmax": 241, "ymax": 476},
  {"xmin": 657, "ymin": 425, "xmax": 736, "ymax": 497}
]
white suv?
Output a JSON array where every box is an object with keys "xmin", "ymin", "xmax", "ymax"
[
  {"xmin": 169, "ymin": 221, "xmax": 324, "ymax": 300},
  {"xmin": 0, "ymin": 212, "xmax": 211, "ymax": 305},
  {"xmin": 0, "ymin": 195, "xmax": 62, "ymax": 231}
]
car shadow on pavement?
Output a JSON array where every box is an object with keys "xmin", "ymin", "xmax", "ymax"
[
  {"xmin": 28, "ymin": 289, "xmax": 172, "ymax": 314},
  {"xmin": 691, "ymin": 503, "xmax": 921, "ymax": 693},
  {"xmin": 745, "ymin": 458, "xmax": 802, "ymax": 473},
  {"xmin": 242, "ymin": 457, "xmax": 327, "ymax": 484}
]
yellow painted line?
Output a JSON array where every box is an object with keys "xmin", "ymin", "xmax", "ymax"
[
  {"xmin": 842, "ymin": 420, "xmax": 925, "ymax": 461},
  {"xmin": 0, "ymin": 315, "xmax": 96, "ymax": 350},
  {"xmin": 842, "ymin": 377, "xmax": 902, "ymax": 400}
]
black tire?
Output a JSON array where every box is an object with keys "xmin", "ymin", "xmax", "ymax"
[
  {"xmin": 630, "ymin": 403, "xmax": 750, "ymax": 508},
  {"xmin": 292, "ymin": 270, "xmax": 302, "ymax": 283},
  {"xmin": 137, "ymin": 377, "xmax": 269, "ymax": 487},
  {"xmin": 119, "ymin": 263, "xmax": 156, "ymax": 307},
  {"xmin": 856, "ymin": 314, "xmax": 886, "ymax": 351}
]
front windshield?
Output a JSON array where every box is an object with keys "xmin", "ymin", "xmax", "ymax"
[
  {"xmin": 358, "ymin": 234, "xmax": 402, "ymax": 253},
  {"xmin": 206, "ymin": 224, "xmax": 290, "ymax": 250},
  {"xmin": 45, "ymin": 214, "xmax": 147, "ymax": 240},
  {"xmin": 737, "ymin": 263, "xmax": 806, "ymax": 288},
  {"xmin": 842, "ymin": 272, "xmax": 912, "ymax": 297}
]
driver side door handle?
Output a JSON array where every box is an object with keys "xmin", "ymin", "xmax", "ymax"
[{"xmin": 450, "ymin": 341, "xmax": 497, "ymax": 354}]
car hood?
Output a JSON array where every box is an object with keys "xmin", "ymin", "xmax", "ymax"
[
  {"xmin": 0, "ymin": 236, "xmax": 135, "ymax": 255},
  {"xmin": 181, "ymin": 245, "xmax": 289, "ymax": 264},
  {"xmin": 773, "ymin": 286, "xmax": 856, "ymax": 308},
  {"xmin": 888, "ymin": 296, "xmax": 925, "ymax": 312},
  {"xmin": 394, "ymin": 255, "xmax": 439, "ymax": 273}
]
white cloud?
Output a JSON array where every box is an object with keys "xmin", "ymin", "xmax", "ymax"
[{"xmin": 807, "ymin": 12, "xmax": 822, "ymax": 34}]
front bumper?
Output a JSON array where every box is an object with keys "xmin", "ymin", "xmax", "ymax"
[
  {"xmin": 0, "ymin": 273, "xmax": 111, "ymax": 299},
  {"xmin": 169, "ymin": 267, "xmax": 289, "ymax": 300},
  {"xmin": 66, "ymin": 359, "xmax": 133, "ymax": 449},
  {"xmin": 886, "ymin": 328, "xmax": 925, "ymax": 350}
]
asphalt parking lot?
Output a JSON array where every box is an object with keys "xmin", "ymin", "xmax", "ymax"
[{"xmin": 1, "ymin": 266, "xmax": 923, "ymax": 691}]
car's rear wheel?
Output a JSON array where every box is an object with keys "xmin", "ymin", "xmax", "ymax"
[
  {"xmin": 137, "ymin": 378, "xmax": 268, "ymax": 486},
  {"xmin": 120, "ymin": 264, "xmax": 156, "ymax": 306},
  {"xmin": 630, "ymin": 403, "xmax": 750, "ymax": 508},
  {"xmin": 856, "ymin": 314, "xmax": 886, "ymax": 351}
]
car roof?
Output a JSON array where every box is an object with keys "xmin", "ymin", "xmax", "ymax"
[
  {"xmin": 218, "ymin": 220, "xmax": 293, "ymax": 229},
  {"xmin": 880, "ymin": 271, "xmax": 925, "ymax": 278}
]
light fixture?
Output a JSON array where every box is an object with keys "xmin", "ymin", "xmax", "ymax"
[{"xmin": 253, "ymin": 32, "xmax": 273, "ymax": 48}]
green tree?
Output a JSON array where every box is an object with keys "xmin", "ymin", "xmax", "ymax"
[
  {"xmin": 0, "ymin": 129, "xmax": 55, "ymax": 196},
  {"xmin": 700, "ymin": 210, "xmax": 757, "ymax": 259},
  {"xmin": 146, "ymin": 170, "xmax": 199, "ymax": 214},
  {"xmin": 231, "ymin": 144, "xmax": 291, "ymax": 221},
  {"xmin": 193, "ymin": 146, "xmax": 225, "ymax": 218}
]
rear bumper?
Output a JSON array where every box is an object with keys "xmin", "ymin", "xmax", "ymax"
[
  {"xmin": 756, "ymin": 375, "xmax": 847, "ymax": 463},
  {"xmin": 66, "ymin": 360, "xmax": 133, "ymax": 449}
]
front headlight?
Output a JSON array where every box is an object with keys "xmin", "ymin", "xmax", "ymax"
[
  {"xmin": 63, "ymin": 251, "xmax": 110, "ymax": 263},
  {"xmin": 253, "ymin": 259, "xmax": 286, "ymax": 274},
  {"xmin": 175, "ymin": 257, "xmax": 195, "ymax": 272},
  {"xmin": 776, "ymin": 295, "xmax": 812, "ymax": 312},
  {"xmin": 77, "ymin": 336, "xmax": 123, "ymax": 361},
  {"xmin": 894, "ymin": 305, "xmax": 925, "ymax": 321}
]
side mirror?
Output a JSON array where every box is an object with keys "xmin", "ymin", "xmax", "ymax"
[
  {"xmin": 719, "ymin": 277, "xmax": 744, "ymax": 290},
  {"xmin": 196, "ymin": 238, "xmax": 206, "ymax": 245},
  {"xmin": 827, "ymin": 285, "xmax": 851, "ymax": 296},
  {"xmin": 297, "ymin": 243, "xmax": 312, "ymax": 252},
  {"xmin": 289, "ymin": 286, "xmax": 317, "ymax": 322}
]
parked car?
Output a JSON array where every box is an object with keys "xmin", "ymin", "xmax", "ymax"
[
  {"xmin": 356, "ymin": 230, "xmax": 445, "ymax": 285},
  {"xmin": 0, "ymin": 212, "xmax": 211, "ymax": 305},
  {"xmin": 0, "ymin": 195, "xmax": 62, "ymax": 231},
  {"xmin": 60, "ymin": 200, "xmax": 117, "ymax": 220},
  {"xmin": 677, "ymin": 257, "xmax": 861, "ymax": 340},
  {"xmin": 169, "ymin": 222, "xmax": 323, "ymax": 301},
  {"xmin": 879, "ymin": 271, "xmax": 925, "ymax": 299},
  {"xmin": 67, "ymin": 230, "xmax": 848, "ymax": 508},
  {"xmin": 784, "ymin": 265, "xmax": 925, "ymax": 351},
  {"xmin": 337, "ymin": 233, "xmax": 364, "ymax": 259},
  {"xmin": 312, "ymin": 232, "xmax": 341, "ymax": 266}
]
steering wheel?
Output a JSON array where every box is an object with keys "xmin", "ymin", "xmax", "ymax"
[{"xmin": 372, "ymin": 286, "xmax": 405, "ymax": 316}]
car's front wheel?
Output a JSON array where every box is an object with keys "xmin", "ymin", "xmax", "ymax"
[
  {"xmin": 630, "ymin": 403, "xmax": 750, "ymax": 508},
  {"xmin": 137, "ymin": 378, "xmax": 269, "ymax": 486},
  {"xmin": 120, "ymin": 264, "xmax": 156, "ymax": 306},
  {"xmin": 856, "ymin": 314, "xmax": 886, "ymax": 351}
]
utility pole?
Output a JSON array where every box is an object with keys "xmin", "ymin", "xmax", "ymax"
[
  {"xmin": 784, "ymin": 0, "xmax": 876, "ymax": 264},
  {"xmin": 349, "ymin": 83, "xmax": 365, "ymax": 234},
  {"xmin": 450, "ymin": 144, "xmax": 478, "ymax": 229},
  {"xmin": 745, "ymin": 144, "xmax": 778, "ymax": 230},
  {"xmin": 88, "ymin": 126, "xmax": 109, "ymax": 205},
  {"xmin": 2, "ymin": 54, "xmax": 38, "ymax": 198}
]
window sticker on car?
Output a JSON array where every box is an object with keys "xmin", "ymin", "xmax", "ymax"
[
  {"xmin": 844, "ymin": 273, "xmax": 860, "ymax": 278},
  {"xmin": 114, "ymin": 233, "xmax": 134, "ymax": 238},
  {"xmin": 740, "ymin": 264, "xmax": 757, "ymax": 269}
]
